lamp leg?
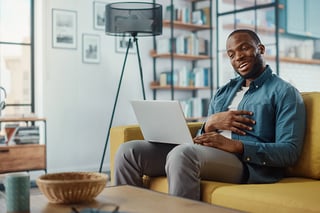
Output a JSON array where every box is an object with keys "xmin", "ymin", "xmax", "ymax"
[
  {"xmin": 99, "ymin": 38, "xmax": 132, "ymax": 173},
  {"xmin": 134, "ymin": 37, "xmax": 146, "ymax": 100}
]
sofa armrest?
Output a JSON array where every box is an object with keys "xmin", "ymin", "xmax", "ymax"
[
  {"xmin": 109, "ymin": 122, "xmax": 203, "ymax": 183},
  {"xmin": 110, "ymin": 125, "xmax": 143, "ymax": 182}
]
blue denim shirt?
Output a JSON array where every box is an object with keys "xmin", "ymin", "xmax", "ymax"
[{"xmin": 204, "ymin": 66, "xmax": 306, "ymax": 183}]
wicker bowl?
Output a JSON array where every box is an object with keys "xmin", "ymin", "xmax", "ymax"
[{"xmin": 36, "ymin": 172, "xmax": 108, "ymax": 204}]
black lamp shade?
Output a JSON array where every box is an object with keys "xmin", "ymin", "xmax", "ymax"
[{"xmin": 105, "ymin": 2, "xmax": 162, "ymax": 37}]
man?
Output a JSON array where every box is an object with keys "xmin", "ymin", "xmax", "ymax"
[{"xmin": 114, "ymin": 29, "xmax": 306, "ymax": 200}]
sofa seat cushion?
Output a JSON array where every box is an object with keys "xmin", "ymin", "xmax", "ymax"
[
  {"xmin": 147, "ymin": 177, "xmax": 234, "ymax": 203},
  {"xmin": 211, "ymin": 177, "xmax": 320, "ymax": 213}
]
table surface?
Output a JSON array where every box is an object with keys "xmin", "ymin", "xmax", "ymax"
[{"xmin": 28, "ymin": 185, "xmax": 240, "ymax": 213}]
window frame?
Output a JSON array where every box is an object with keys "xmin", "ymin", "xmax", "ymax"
[{"xmin": 0, "ymin": 0, "xmax": 35, "ymax": 113}]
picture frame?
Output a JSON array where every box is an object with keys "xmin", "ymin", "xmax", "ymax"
[
  {"xmin": 52, "ymin": 9, "xmax": 77, "ymax": 49},
  {"xmin": 116, "ymin": 36, "xmax": 137, "ymax": 54},
  {"xmin": 93, "ymin": 1, "xmax": 107, "ymax": 30},
  {"xmin": 82, "ymin": 34, "xmax": 100, "ymax": 64}
]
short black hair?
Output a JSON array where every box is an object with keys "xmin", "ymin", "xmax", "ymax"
[{"xmin": 228, "ymin": 29, "xmax": 261, "ymax": 45}]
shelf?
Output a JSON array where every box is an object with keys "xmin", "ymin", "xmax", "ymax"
[
  {"xmin": 163, "ymin": 20, "xmax": 212, "ymax": 31},
  {"xmin": 0, "ymin": 115, "xmax": 47, "ymax": 173},
  {"xmin": 222, "ymin": 0, "xmax": 275, "ymax": 8},
  {"xmin": 223, "ymin": 23, "xmax": 284, "ymax": 34},
  {"xmin": 0, "ymin": 144, "xmax": 46, "ymax": 173},
  {"xmin": 0, "ymin": 116, "xmax": 46, "ymax": 122},
  {"xmin": 265, "ymin": 55, "xmax": 320, "ymax": 65},
  {"xmin": 150, "ymin": 51, "xmax": 211, "ymax": 60},
  {"xmin": 222, "ymin": 53, "xmax": 320, "ymax": 65},
  {"xmin": 150, "ymin": 82, "xmax": 210, "ymax": 91},
  {"xmin": 152, "ymin": 0, "xmax": 214, "ymax": 115}
]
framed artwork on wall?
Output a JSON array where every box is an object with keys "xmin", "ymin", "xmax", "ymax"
[
  {"xmin": 52, "ymin": 9, "xmax": 77, "ymax": 49},
  {"xmin": 115, "ymin": 36, "xmax": 137, "ymax": 54},
  {"xmin": 93, "ymin": 1, "xmax": 107, "ymax": 30},
  {"xmin": 82, "ymin": 34, "xmax": 100, "ymax": 64}
]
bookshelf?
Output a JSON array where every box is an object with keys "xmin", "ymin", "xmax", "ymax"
[
  {"xmin": 216, "ymin": 0, "xmax": 281, "ymax": 87},
  {"xmin": 151, "ymin": 0, "xmax": 214, "ymax": 120},
  {"xmin": 0, "ymin": 116, "xmax": 47, "ymax": 173},
  {"xmin": 216, "ymin": 0, "xmax": 320, "ymax": 87}
]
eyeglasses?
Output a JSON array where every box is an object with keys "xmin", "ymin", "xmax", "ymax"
[{"xmin": 71, "ymin": 203, "xmax": 119, "ymax": 213}]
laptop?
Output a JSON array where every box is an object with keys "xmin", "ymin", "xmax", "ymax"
[{"xmin": 131, "ymin": 100, "xmax": 194, "ymax": 144}]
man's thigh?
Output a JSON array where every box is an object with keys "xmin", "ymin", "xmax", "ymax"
[
  {"xmin": 119, "ymin": 140, "xmax": 176, "ymax": 176},
  {"xmin": 169, "ymin": 144, "xmax": 245, "ymax": 183}
]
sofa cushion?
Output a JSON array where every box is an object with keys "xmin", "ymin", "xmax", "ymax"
[
  {"xmin": 148, "ymin": 177, "xmax": 234, "ymax": 203},
  {"xmin": 211, "ymin": 177, "xmax": 320, "ymax": 213},
  {"xmin": 286, "ymin": 92, "xmax": 320, "ymax": 179}
]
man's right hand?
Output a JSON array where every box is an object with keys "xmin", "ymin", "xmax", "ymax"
[{"xmin": 204, "ymin": 110, "xmax": 255, "ymax": 135}]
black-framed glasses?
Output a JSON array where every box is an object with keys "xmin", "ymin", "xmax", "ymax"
[{"xmin": 71, "ymin": 203, "xmax": 119, "ymax": 213}]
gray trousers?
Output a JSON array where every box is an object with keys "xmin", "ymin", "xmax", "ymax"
[{"xmin": 114, "ymin": 140, "xmax": 246, "ymax": 200}]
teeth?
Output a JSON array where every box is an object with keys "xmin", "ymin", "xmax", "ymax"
[{"xmin": 239, "ymin": 63, "xmax": 247, "ymax": 69}]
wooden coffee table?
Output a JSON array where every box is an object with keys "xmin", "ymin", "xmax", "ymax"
[{"xmin": 30, "ymin": 185, "xmax": 240, "ymax": 212}]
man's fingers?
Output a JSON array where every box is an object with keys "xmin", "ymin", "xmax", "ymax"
[
  {"xmin": 231, "ymin": 127, "xmax": 247, "ymax": 135},
  {"xmin": 233, "ymin": 110, "xmax": 253, "ymax": 116},
  {"xmin": 236, "ymin": 116, "xmax": 256, "ymax": 125}
]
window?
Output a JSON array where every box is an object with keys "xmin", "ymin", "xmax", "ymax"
[{"xmin": 0, "ymin": 0, "xmax": 34, "ymax": 116}]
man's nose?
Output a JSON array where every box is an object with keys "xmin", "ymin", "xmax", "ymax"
[{"xmin": 235, "ymin": 51, "xmax": 244, "ymax": 60}]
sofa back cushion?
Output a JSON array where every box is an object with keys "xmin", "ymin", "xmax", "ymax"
[{"xmin": 286, "ymin": 92, "xmax": 320, "ymax": 179}]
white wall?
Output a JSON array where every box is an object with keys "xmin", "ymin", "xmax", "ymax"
[{"xmin": 37, "ymin": 0, "xmax": 156, "ymax": 177}]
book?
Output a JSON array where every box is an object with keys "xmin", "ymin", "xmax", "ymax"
[
  {"xmin": 201, "ymin": 7, "xmax": 211, "ymax": 26},
  {"xmin": 164, "ymin": 5, "xmax": 174, "ymax": 20},
  {"xmin": 194, "ymin": 67, "xmax": 209, "ymax": 87},
  {"xmin": 198, "ymin": 37, "xmax": 209, "ymax": 55},
  {"xmin": 192, "ymin": 10, "xmax": 204, "ymax": 25},
  {"xmin": 13, "ymin": 126, "xmax": 40, "ymax": 144},
  {"xmin": 156, "ymin": 38, "xmax": 171, "ymax": 54},
  {"xmin": 180, "ymin": 97, "xmax": 210, "ymax": 118},
  {"xmin": 159, "ymin": 71, "xmax": 178, "ymax": 86}
]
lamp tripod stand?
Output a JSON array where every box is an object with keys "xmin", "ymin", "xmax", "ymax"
[
  {"xmin": 99, "ymin": 34, "xmax": 146, "ymax": 172},
  {"xmin": 98, "ymin": 1, "xmax": 162, "ymax": 173}
]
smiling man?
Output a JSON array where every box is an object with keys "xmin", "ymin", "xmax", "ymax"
[{"xmin": 114, "ymin": 29, "xmax": 306, "ymax": 201}]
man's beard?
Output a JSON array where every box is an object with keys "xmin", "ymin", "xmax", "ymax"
[{"xmin": 236, "ymin": 53, "xmax": 264, "ymax": 79}]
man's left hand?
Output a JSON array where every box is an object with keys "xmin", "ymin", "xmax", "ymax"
[{"xmin": 193, "ymin": 132, "xmax": 244, "ymax": 154}]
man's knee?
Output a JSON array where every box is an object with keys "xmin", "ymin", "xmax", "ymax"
[
  {"xmin": 115, "ymin": 141, "xmax": 137, "ymax": 167},
  {"xmin": 165, "ymin": 145, "xmax": 196, "ymax": 172}
]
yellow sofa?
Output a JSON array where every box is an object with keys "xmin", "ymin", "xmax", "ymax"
[{"xmin": 110, "ymin": 92, "xmax": 320, "ymax": 213}]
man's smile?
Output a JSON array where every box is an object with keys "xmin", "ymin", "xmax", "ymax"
[{"xmin": 238, "ymin": 62, "xmax": 249, "ymax": 72}]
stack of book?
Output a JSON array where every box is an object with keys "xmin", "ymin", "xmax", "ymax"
[
  {"xmin": 164, "ymin": 5, "xmax": 211, "ymax": 26},
  {"xmin": 7, "ymin": 125, "xmax": 40, "ymax": 144},
  {"xmin": 156, "ymin": 33, "xmax": 209, "ymax": 56},
  {"xmin": 180, "ymin": 97, "xmax": 210, "ymax": 119},
  {"xmin": 159, "ymin": 66, "xmax": 209, "ymax": 87}
]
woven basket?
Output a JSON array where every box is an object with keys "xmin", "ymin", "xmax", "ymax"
[{"xmin": 36, "ymin": 172, "xmax": 108, "ymax": 204}]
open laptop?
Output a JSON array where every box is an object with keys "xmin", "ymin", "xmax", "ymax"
[{"xmin": 131, "ymin": 100, "xmax": 194, "ymax": 144}]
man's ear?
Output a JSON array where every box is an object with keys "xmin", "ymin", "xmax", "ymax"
[{"xmin": 258, "ymin": 44, "xmax": 265, "ymax": 54}]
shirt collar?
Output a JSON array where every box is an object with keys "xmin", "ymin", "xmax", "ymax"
[
  {"xmin": 229, "ymin": 65, "xmax": 273, "ymax": 90},
  {"xmin": 249, "ymin": 65, "xmax": 273, "ymax": 90}
]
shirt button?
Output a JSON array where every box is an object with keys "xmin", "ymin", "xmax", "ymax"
[
  {"xmin": 256, "ymin": 85, "xmax": 259, "ymax": 88},
  {"xmin": 246, "ymin": 157, "xmax": 251, "ymax": 161},
  {"xmin": 262, "ymin": 162, "xmax": 266, "ymax": 165}
]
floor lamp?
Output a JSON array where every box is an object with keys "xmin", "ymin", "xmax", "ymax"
[{"xmin": 99, "ymin": 2, "xmax": 162, "ymax": 173}]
